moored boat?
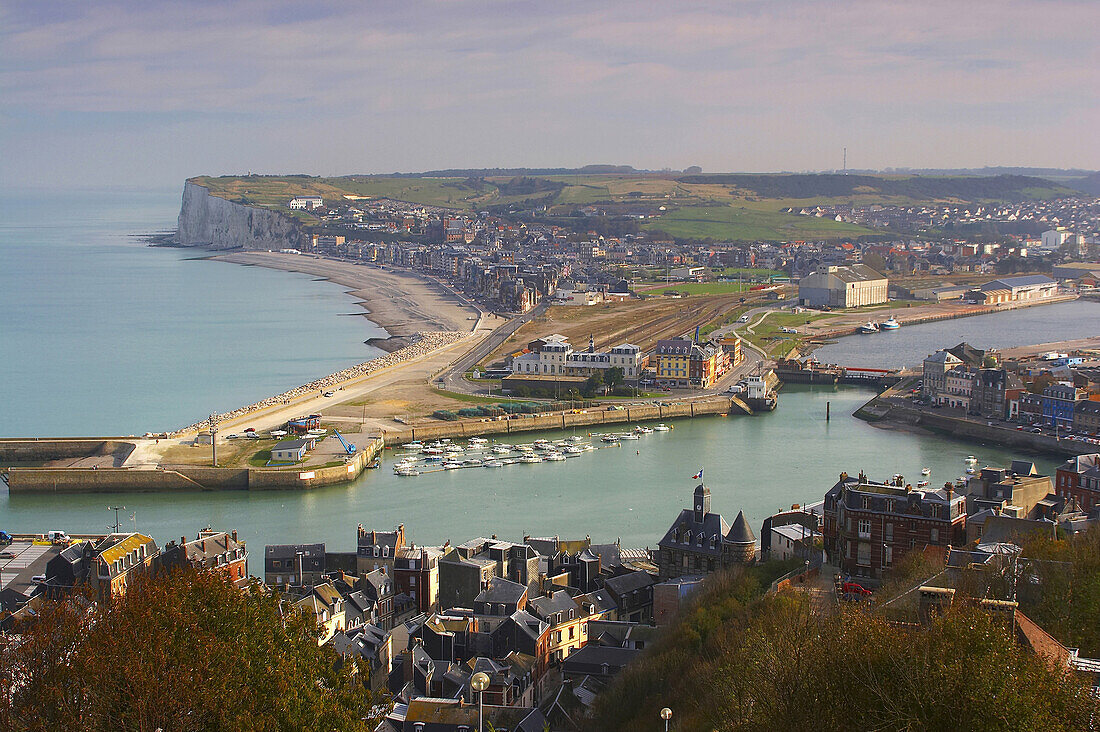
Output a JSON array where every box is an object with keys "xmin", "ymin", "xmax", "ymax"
[
  {"xmin": 654, "ymin": 423, "xmax": 671, "ymax": 432},
  {"xmin": 881, "ymin": 317, "xmax": 900, "ymax": 330},
  {"xmin": 858, "ymin": 321, "xmax": 880, "ymax": 334}
]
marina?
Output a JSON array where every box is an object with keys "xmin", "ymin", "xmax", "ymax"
[{"xmin": 0, "ymin": 386, "xmax": 1057, "ymax": 552}]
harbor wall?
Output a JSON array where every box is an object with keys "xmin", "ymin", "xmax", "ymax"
[
  {"xmin": 7, "ymin": 437, "xmax": 384, "ymax": 493},
  {"xmin": 0, "ymin": 438, "xmax": 136, "ymax": 464},
  {"xmin": 386, "ymin": 397, "xmax": 742, "ymax": 446},
  {"xmin": 854, "ymin": 398, "xmax": 1086, "ymax": 458}
]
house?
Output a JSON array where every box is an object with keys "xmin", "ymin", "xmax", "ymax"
[
  {"xmin": 395, "ymin": 544, "xmax": 443, "ymax": 614},
  {"xmin": 655, "ymin": 340, "xmax": 721, "ymax": 388},
  {"xmin": 264, "ymin": 543, "xmax": 326, "ymax": 589},
  {"xmin": 159, "ymin": 529, "xmax": 248, "ymax": 586},
  {"xmin": 656, "ymin": 483, "xmax": 756, "ymax": 580},
  {"xmin": 823, "ymin": 472, "xmax": 966, "ymax": 582},
  {"xmin": 288, "ymin": 195, "xmax": 324, "ymax": 210},
  {"xmin": 88, "ymin": 533, "xmax": 160, "ymax": 602},
  {"xmin": 652, "ymin": 575, "xmax": 705, "ymax": 626},
  {"xmin": 362, "ymin": 567, "xmax": 397, "ymax": 630},
  {"xmin": 922, "ymin": 350, "xmax": 963, "ymax": 402},
  {"xmin": 798, "ymin": 264, "xmax": 888, "ymax": 308},
  {"xmin": 1056, "ymin": 454, "xmax": 1100, "ymax": 512},
  {"xmin": 330, "ymin": 623, "xmax": 392, "ymax": 691},
  {"xmin": 560, "ymin": 645, "xmax": 639, "ymax": 681},
  {"xmin": 357, "ymin": 523, "xmax": 407, "ymax": 576},
  {"xmin": 601, "ymin": 571, "xmax": 656, "ymax": 624},
  {"xmin": 271, "ymin": 438, "xmax": 314, "ymax": 463},
  {"xmin": 296, "ymin": 582, "xmax": 346, "ymax": 644},
  {"xmin": 528, "ymin": 590, "xmax": 589, "ymax": 664}
]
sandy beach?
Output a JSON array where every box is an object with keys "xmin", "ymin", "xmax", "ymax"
[{"xmin": 211, "ymin": 251, "xmax": 481, "ymax": 350}]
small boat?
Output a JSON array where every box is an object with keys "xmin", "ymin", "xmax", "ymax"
[
  {"xmin": 422, "ymin": 447, "xmax": 444, "ymax": 456},
  {"xmin": 620, "ymin": 433, "xmax": 640, "ymax": 440},
  {"xmin": 567, "ymin": 435, "xmax": 584, "ymax": 442},
  {"xmin": 965, "ymin": 466, "xmax": 976, "ymax": 475},
  {"xmin": 270, "ymin": 430, "xmax": 288, "ymax": 438},
  {"xmin": 880, "ymin": 317, "xmax": 900, "ymax": 330},
  {"xmin": 443, "ymin": 460, "xmax": 465, "ymax": 470},
  {"xmin": 563, "ymin": 446, "xmax": 584, "ymax": 456},
  {"xmin": 501, "ymin": 458, "xmax": 518, "ymax": 465},
  {"xmin": 858, "ymin": 321, "xmax": 880, "ymax": 334},
  {"xmin": 468, "ymin": 437, "xmax": 488, "ymax": 447},
  {"xmin": 583, "ymin": 444, "xmax": 597, "ymax": 452},
  {"xmin": 654, "ymin": 424, "xmax": 671, "ymax": 432},
  {"xmin": 634, "ymin": 426, "xmax": 653, "ymax": 434},
  {"xmin": 519, "ymin": 454, "xmax": 542, "ymax": 464},
  {"xmin": 545, "ymin": 452, "xmax": 567, "ymax": 461},
  {"xmin": 917, "ymin": 480, "xmax": 929, "ymax": 488},
  {"xmin": 484, "ymin": 460, "xmax": 503, "ymax": 468},
  {"xmin": 921, "ymin": 467, "xmax": 931, "ymax": 476},
  {"xmin": 395, "ymin": 467, "xmax": 419, "ymax": 477},
  {"xmin": 533, "ymin": 439, "xmax": 553, "ymax": 451},
  {"xmin": 403, "ymin": 441, "xmax": 424, "ymax": 451},
  {"xmin": 515, "ymin": 444, "xmax": 535, "ymax": 453},
  {"xmin": 601, "ymin": 435, "xmax": 620, "ymax": 443},
  {"xmin": 965, "ymin": 455, "xmax": 978, "ymax": 464},
  {"xmin": 464, "ymin": 458, "xmax": 483, "ymax": 466},
  {"xmin": 444, "ymin": 445, "xmax": 464, "ymax": 454},
  {"xmin": 492, "ymin": 445, "xmax": 512, "ymax": 456}
]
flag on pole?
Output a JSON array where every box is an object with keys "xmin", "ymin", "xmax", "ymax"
[{"xmin": 692, "ymin": 468, "xmax": 703, "ymax": 481}]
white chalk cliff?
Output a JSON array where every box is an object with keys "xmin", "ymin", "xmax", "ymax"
[{"xmin": 175, "ymin": 180, "xmax": 306, "ymax": 250}]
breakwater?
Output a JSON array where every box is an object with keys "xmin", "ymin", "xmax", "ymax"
[
  {"xmin": 6, "ymin": 436, "xmax": 384, "ymax": 493},
  {"xmin": 174, "ymin": 330, "xmax": 469, "ymax": 435},
  {"xmin": 381, "ymin": 395, "xmax": 751, "ymax": 445}
]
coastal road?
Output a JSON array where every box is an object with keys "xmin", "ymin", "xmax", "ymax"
[{"xmin": 436, "ymin": 301, "xmax": 550, "ymax": 395}]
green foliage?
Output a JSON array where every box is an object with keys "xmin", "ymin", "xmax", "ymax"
[
  {"xmin": 1018, "ymin": 526, "xmax": 1100, "ymax": 657},
  {"xmin": 592, "ymin": 590, "xmax": 1097, "ymax": 732},
  {"xmin": 432, "ymin": 409, "xmax": 458, "ymax": 421},
  {"xmin": 0, "ymin": 569, "xmax": 374, "ymax": 731}
]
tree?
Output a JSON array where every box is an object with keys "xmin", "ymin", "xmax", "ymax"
[
  {"xmin": 1, "ymin": 569, "xmax": 375, "ymax": 732},
  {"xmin": 606, "ymin": 367, "xmax": 625, "ymax": 388}
]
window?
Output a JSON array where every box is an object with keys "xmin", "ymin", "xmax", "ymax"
[
  {"xmin": 862, "ymin": 496, "xmax": 871, "ymax": 509},
  {"xmin": 410, "ymin": 576, "xmax": 417, "ymax": 587},
  {"xmin": 930, "ymin": 528, "xmax": 939, "ymax": 543},
  {"xmin": 885, "ymin": 523, "xmax": 893, "ymax": 542},
  {"xmin": 858, "ymin": 519, "xmax": 871, "ymax": 538},
  {"xmin": 857, "ymin": 543, "xmax": 871, "ymax": 566}
]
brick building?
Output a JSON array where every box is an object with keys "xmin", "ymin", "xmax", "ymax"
[
  {"xmin": 1056, "ymin": 454, "xmax": 1100, "ymax": 512},
  {"xmin": 656, "ymin": 484, "xmax": 756, "ymax": 580},
  {"xmin": 823, "ymin": 472, "xmax": 966, "ymax": 582}
]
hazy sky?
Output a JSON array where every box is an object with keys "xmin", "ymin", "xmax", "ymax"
[{"xmin": 2, "ymin": 0, "xmax": 1098, "ymax": 189}]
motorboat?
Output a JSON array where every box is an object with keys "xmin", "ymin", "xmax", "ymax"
[
  {"xmin": 443, "ymin": 460, "xmax": 465, "ymax": 469},
  {"xmin": 921, "ymin": 467, "xmax": 931, "ymax": 476},
  {"xmin": 519, "ymin": 454, "xmax": 542, "ymax": 464},
  {"xmin": 965, "ymin": 455, "xmax": 978, "ymax": 464},
  {"xmin": 484, "ymin": 460, "xmax": 503, "ymax": 468},
  {"xmin": 533, "ymin": 440, "xmax": 553, "ymax": 451},
  {"xmin": 563, "ymin": 446, "xmax": 584, "ymax": 456},
  {"xmin": 917, "ymin": 480, "xmax": 929, "ymax": 487},
  {"xmin": 403, "ymin": 441, "xmax": 424, "ymax": 451},
  {"xmin": 619, "ymin": 433, "xmax": 640, "ymax": 440},
  {"xmin": 858, "ymin": 321, "xmax": 880, "ymax": 334},
  {"xmin": 881, "ymin": 317, "xmax": 900, "ymax": 330},
  {"xmin": 464, "ymin": 458, "xmax": 483, "ymax": 466},
  {"xmin": 515, "ymin": 444, "xmax": 535, "ymax": 453},
  {"xmin": 492, "ymin": 445, "xmax": 512, "ymax": 456},
  {"xmin": 634, "ymin": 426, "xmax": 654, "ymax": 434},
  {"xmin": 966, "ymin": 466, "xmax": 976, "ymax": 475},
  {"xmin": 544, "ymin": 451, "xmax": 567, "ymax": 461},
  {"xmin": 601, "ymin": 435, "xmax": 620, "ymax": 443},
  {"xmin": 444, "ymin": 444, "xmax": 464, "ymax": 454},
  {"xmin": 501, "ymin": 458, "xmax": 518, "ymax": 465},
  {"xmin": 395, "ymin": 467, "xmax": 420, "ymax": 477},
  {"xmin": 654, "ymin": 424, "xmax": 671, "ymax": 432},
  {"xmin": 567, "ymin": 435, "xmax": 584, "ymax": 442},
  {"xmin": 468, "ymin": 437, "xmax": 488, "ymax": 447},
  {"xmin": 422, "ymin": 447, "xmax": 444, "ymax": 456}
]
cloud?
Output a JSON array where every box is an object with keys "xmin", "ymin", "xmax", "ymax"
[{"xmin": 1, "ymin": 0, "xmax": 1098, "ymax": 187}]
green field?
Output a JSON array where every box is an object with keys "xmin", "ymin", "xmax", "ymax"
[
  {"xmin": 643, "ymin": 205, "xmax": 873, "ymax": 241},
  {"xmin": 651, "ymin": 282, "xmax": 752, "ymax": 295}
]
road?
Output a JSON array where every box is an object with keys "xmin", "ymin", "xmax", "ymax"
[{"xmin": 436, "ymin": 301, "xmax": 550, "ymax": 395}]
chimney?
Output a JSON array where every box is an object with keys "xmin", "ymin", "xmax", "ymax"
[
  {"xmin": 181, "ymin": 536, "xmax": 187, "ymax": 545},
  {"xmin": 231, "ymin": 530, "xmax": 237, "ymax": 542},
  {"xmin": 357, "ymin": 524, "xmax": 364, "ymax": 539}
]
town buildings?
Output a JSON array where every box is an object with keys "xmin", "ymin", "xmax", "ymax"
[
  {"xmin": 1056, "ymin": 454, "xmax": 1100, "ymax": 512},
  {"xmin": 797, "ymin": 264, "xmax": 888, "ymax": 308},
  {"xmin": 509, "ymin": 336, "xmax": 644, "ymax": 383},
  {"xmin": 160, "ymin": 529, "xmax": 248, "ymax": 586},
  {"xmin": 288, "ymin": 195, "xmax": 324, "ymax": 210},
  {"xmin": 654, "ymin": 338, "xmax": 724, "ymax": 389},
  {"xmin": 264, "ymin": 542, "xmax": 326, "ymax": 588}
]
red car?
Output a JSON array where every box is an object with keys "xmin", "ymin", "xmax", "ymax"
[{"xmin": 841, "ymin": 581, "xmax": 873, "ymax": 598}]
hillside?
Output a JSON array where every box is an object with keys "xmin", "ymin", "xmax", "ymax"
[{"xmin": 187, "ymin": 170, "xmax": 1081, "ymax": 243}]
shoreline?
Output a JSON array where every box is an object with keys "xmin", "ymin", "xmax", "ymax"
[{"xmin": 208, "ymin": 249, "xmax": 481, "ymax": 351}]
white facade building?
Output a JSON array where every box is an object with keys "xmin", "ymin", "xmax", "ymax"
[{"xmin": 289, "ymin": 196, "xmax": 325, "ymax": 210}]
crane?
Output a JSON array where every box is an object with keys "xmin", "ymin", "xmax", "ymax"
[{"xmin": 332, "ymin": 430, "xmax": 357, "ymax": 455}]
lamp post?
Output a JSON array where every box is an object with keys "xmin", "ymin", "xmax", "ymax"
[
  {"xmin": 107, "ymin": 505, "xmax": 126, "ymax": 534},
  {"xmin": 471, "ymin": 671, "xmax": 490, "ymax": 732},
  {"xmin": 660, "ymin": 707, "xmax": 673, "ymax": 731}
]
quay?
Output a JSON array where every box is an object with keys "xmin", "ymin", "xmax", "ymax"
[{"xmin": 775, "ymin": 358, "xmax": 907, "ymax": 388}]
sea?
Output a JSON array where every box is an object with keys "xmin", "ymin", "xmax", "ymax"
[
  {"xmin": 2, "ymin": 189, "xmax": 1099, "ymax": 553},
  {"xmin": 0, "ymin": 189, "xmax": 385, "ymax": 437}
]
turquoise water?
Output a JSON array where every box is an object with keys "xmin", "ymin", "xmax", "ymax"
[
  {"xmin": 0, "ymin": 190, "xmax": 384, "ymax": 436},
  {"xmin": 811, "ymin": 300, "xmax": 1100, "ymax": 369},
  {"xmin": 0, "ymin": 386, "xmax": 1056, "ymax": 551}
]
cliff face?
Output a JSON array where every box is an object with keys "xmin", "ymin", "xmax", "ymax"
[{"xmin": 175, "ymin": 180, "xmax": 306, "ymax": 250}]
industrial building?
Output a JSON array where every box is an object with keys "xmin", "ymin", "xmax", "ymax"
[{"xmin": 797, "ymin": 264, "xmax": 888, "ymax": 308}]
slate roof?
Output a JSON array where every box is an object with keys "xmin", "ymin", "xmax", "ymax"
[
  {"xmin": 657, "ymin": 509, "xmax": 731, "ymax": 556},
  {"xmin": 603, "ymin": 570, "xmax": 656, "ymax": 597},
  {"xmin": 561, "ymin": 645, "xmax": 640, "ymax": 675},
  {"xmin": 528, "ymin": 590, "xmax": 578, "ymax": 621},
  {"xmin": 476, "ymin": 576, "xmax": 527, "ymax": 605},
  {"xmin": 727, "ymin": 510, "xmax": 756, "ymax": 544}
]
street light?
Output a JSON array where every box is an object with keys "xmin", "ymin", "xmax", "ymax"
[
  {"xmin": 107, "ymin": 505, "xmax": 126, "ymax": 534},
  {"xmin": 471, "ymin": 671, "xmax": 490, "ymax": 732},
  {"xmin": 660, "ymin": 707, "xmax": 673, "ymax": 731}
]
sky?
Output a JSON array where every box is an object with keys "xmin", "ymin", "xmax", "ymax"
[{"xmin": 1, "ymin": 0, "xmax": 1098, "ymax": 190}]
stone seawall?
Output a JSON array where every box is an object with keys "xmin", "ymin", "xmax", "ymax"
[
  {"xmin": 0, "ymin": 439, "xmax": 136, "ymax": 465},
  {"xmin": 175, "ymin": 180, "xmax": 306, "ymax": 250},
  {"xmin": 854, "ymin": 398, "xmax": 1085, "ymax": 458},
  {"xmin": 383, "ymin": 397, "xmax": 742, "ymax": 445},
  {"xmin": 7, "ymin": 438, "xmax": 383, "ymax": 493}
]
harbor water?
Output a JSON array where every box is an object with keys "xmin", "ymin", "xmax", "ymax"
[
  {"xmin": 1, "ymin": 386, "xmax": 1057, "ymax": 552},
  {"xmin": 810, "ymin": 299, "xmax": 1100, "ymax": 369}
]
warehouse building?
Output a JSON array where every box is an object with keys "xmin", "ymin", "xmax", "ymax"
[{"xmin": 798, "ymin": 265, "xmax": 888, "ymax": 308}]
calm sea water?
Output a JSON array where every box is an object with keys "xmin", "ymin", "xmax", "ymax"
[
  {"xmin": 0, "ymin": 190, "xmax": 384, "ymax": 436},
  {"xmin": 0, "ymin": 386, "xmax": 1056, "ymax": 551},
  {"xmin": 811, "ymin": 300, "xmax": 1100, "ymax": 369}
]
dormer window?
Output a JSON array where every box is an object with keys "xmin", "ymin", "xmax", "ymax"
[
  {"xmin": 373, "ymin": 545, "xmax": 379, "ymax": 557},
  {"xmin": 382, "ymin": 545, "xmax": 389, "ymax": 557}
]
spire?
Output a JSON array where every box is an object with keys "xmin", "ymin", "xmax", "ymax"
[{"xmin": 728, "ymin": 510, "xmax": 755, "ymax": 544}]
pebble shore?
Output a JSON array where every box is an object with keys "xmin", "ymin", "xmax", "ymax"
[{"xmin": 174, "ymin": 330, "xmax": 469, "ymax": 435}]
